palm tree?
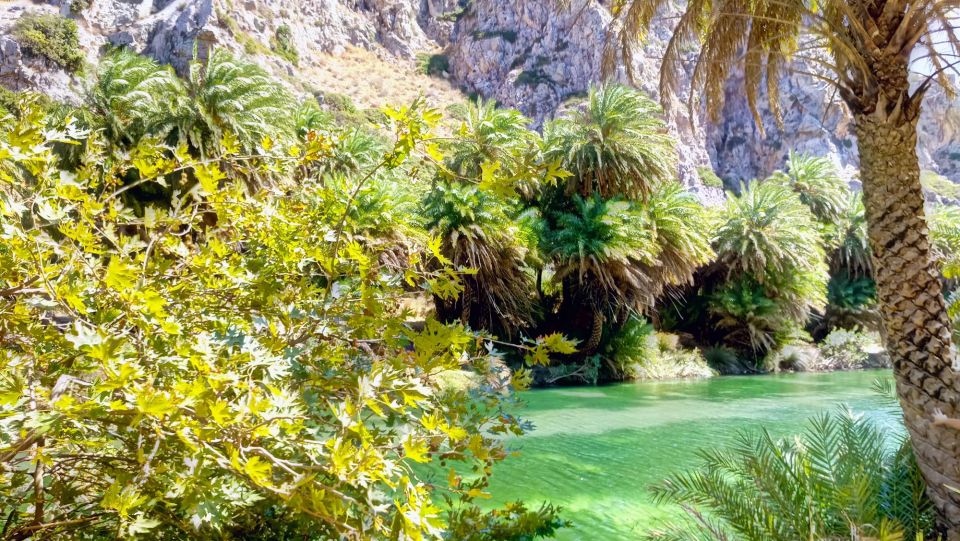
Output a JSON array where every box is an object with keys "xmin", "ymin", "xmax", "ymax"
[
  {"xmin": 87, "ymin": 49, "xmax": 191, "ymax": 146},
  {"xmin": 767, "ymin": 152, "xmax": 848, "ymax": 227},
  {"xmin": 544, "ymin": 84, "xmax": 675, "ymax": 201},
  {"xmin": 541, "ymin": 194, "xmax": 659, "ymax": 352},
  {"xmin": 423, "ymin": 100, "xmax": 540, "ymax": 338},
  {"xmin": 819, "ymin": 191, "xmax": 879, "ymax": 335},
  {"xmin": 540, "ymin": 184, "xmax": 713, "ymax": 354},
  {"xmin": 186, "ymin": 49, "xmax": 296, "ymax": 156},
  {"xmin": 604, "ymin": 0, "xmax": 960, "ymax": 527},
  {"xmin": 447, "ymin": 98, "xmax": 537, "ymax": 179},
  {"xmin": 421, "ymin": 182, "xmax": 535, "ymax": 339},
  {"xmin": 642, "ymin": 182, "xmax": 716, "ymax": 299},
  {"xmin": 709, "ymin": 181, "xmax": 828, "ymax": 355}
]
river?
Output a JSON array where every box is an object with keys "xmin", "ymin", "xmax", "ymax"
[{"xmin": 484, "ymin": 370, "xmax": 899, "ymax": 540}]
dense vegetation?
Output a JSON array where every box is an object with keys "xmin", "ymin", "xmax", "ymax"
[
  {"xmin": 649, "ymin": 407, "xmax": 934, "ymax": 540},
  {"xmin": 0, "ymin": 50, "xmax": 579, "ymax": 540},
  {"xmin": 12, "ymin": 13, "xmax": 84, "ymax": 72}
]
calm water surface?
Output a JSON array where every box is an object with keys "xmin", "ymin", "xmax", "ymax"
[{"xmin": 485, "ymin": 370, "xmax": 898, "ymax": 540}]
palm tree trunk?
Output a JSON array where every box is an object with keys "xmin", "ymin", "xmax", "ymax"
[
  {"xmin": 856, "ymin": 113, "xmax": 960, "ymax": 538},
  {"xmin": 584, "ymin": 309, "xmax": 605, "ymax": 355}
]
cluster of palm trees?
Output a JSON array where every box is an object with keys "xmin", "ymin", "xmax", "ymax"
[
  {"xmin": 423, "ymin": 85, "xmax": 717, "ymax": 382},
  {"xmin": 24, "ymin": 47, "xmax": 960, "ymax": 386}
]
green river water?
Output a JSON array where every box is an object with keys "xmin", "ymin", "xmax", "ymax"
[{"xmin": 483, "ymin": 369, "xmax": 899, "ymax": 540}]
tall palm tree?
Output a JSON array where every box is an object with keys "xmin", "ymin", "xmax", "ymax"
[
  {"xmin": 544, "ymin": 84, "xmax": 675, "ymax": 201},
  {"xmin": 604, "ymin": 0, "xmax": 960, "ymax": 530},
  {"xmin": 421, "ymin": 182, "xmax": 535, "ymax": 339},
  {"xmin": 186, "ymin": 49, "xmax": 296, "ymax": 156},
  {"xmin": 709, "ymin": 181, "xmax": 828, "ymax": 355},
  {"xmin": 87, "ymin": 50, "xmax": 191, "ymax": 146},
  {"xmin": 423, "ymin": 100, "xmax": 540, "ymax": 338},
  {"xmin": 541, "ymin": 184, "xmax": 713, "ymax": 354},
  {"xmin": 542, "ymin": 194, "xmax": 659, "ymax": 352}
]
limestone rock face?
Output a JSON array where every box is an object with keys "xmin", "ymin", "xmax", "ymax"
[{"xmin": 0, "ymin": 0, "xmax": 957, "ymax": 194}]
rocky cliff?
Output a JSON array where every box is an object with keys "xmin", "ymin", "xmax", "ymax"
[{"xmin": 1, "ymin": 0, "xmax": 957, "ymax": 195}]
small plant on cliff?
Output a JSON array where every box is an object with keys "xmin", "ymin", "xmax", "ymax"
[
  {"xmin": 271, "ymin": 24, "xmax": 299, "ymax": 65},
  {"xmin": 12, "ymin": 12, "xmax": 84, "ymax": 72}
]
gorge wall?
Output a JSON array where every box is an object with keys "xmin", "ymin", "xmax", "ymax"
[{"xmin": 1, "ymin": 0, "xmax": 958, "ymax": 197}]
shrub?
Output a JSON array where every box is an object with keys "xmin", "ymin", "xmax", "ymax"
[
  {"xmin": 648, "ymin": 408, "xmax": 934, "ymax": 540},
  {"xmin": 696, "ymin": 165, "xmax": 724, "ymax": 188},
  {"xmin": 604, "ymin": 317, "xmax": 713, "ymax": 380},
  {"xmin": 70, "ymin": 0, "xmax": 92, "ymax": 13},
  {"xmin": 418, "ymin": 53, "xmax": 450, "ymax": 76},
  {"xmin": 515, "ymin": 69, "xmax": 553, "ymax": 87},
  {"xmin": 818, "ymin": 328, "xmax": 887, "ymax": 369},
  {"xmin": 12, "ymin": 12, "xmax": 84, "ymax": 72},
  {"xmin": 605, "ymin": 316, "xmax": 658, "ymax": 373},
  {"xmin": 703, "ymin": 346, "xmax": 754, "ymax": 374},
  {"xmin": 472, "ymin": 29, "xmax": 518, "ymax": 43},
  {"xmin": 922, "ymin": 169, "xmax": 960, "ymax": 200},
  {"xmin": 272, "ymin": 24, "xmax": 299, "ymax": 65}
]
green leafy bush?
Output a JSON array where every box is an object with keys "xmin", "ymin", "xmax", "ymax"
[
  {"xmin": 695, "ymin": 165, "xmax": 724, "ymax": 189},
  {"xmin": 818, "ymin": 328, "xmax": 885, "ymax": 370},
  {"xmin": 12, "ymin": 12, "xmax": 85, "ymax": 72},
  {"xmin": 606, "ymin": 319, "xmax": 713, "ymax": 380},
  {"xmin": 922, "ymin": 169, "xmax": 960, "ymax": 200},
  {"xmin": 70, "ymin": 0, "xmax": 92, "ymax": 13},
  {"xmin": 418, "ymin": 53, "xmax": 450, "ymax": 76}
]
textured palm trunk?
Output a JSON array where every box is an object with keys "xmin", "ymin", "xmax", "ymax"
[
  {"xmin": 856, "ymin": 114, "xmax": 960, "ymax": 538},
  {"xmin": 583, "ymin": 309, "xmax": 605, "ymax": 355}
]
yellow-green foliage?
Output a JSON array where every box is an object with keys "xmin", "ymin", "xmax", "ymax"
[
  {"xmin": 696, "ymin": 165, "xmax": 724, "ymax": 188},
  {"xmin": 12, "ymin": 12, "xmax": 84, "ymax": 72},
  {"xmin": 0, "ymin": 97, "xmax": 571, "ymax": 539},
  {"xmin": 922, "ymin": 169, "xmax": 960, "ymax": 200}
]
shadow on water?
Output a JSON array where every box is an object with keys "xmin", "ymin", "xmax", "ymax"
[{"xmin": 484, "ymin": 369, "xmax": 898, "ymax": 540}]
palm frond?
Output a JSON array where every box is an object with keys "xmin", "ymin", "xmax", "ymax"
[
  {"xmin": 649, "ymin": 408, "xmax": 935, "ymax": 540},
  {"xmin": 545, "ymin": 84, "xmax": 675, "ymax": 201},
  {"xmin": 87, "ymin": 49, "xmax": 190, "ymax": 146},
  {"xmin": 767, "ymin": 152, "xmax": 848, "ymax": 226},
  {"xmin": 714, "ymin": 180, "xmax": 827, "ymax": 289},
  {"xmin": 422, "ymin": 182, "xmax": 535, "ymax": 338},
  {"xmin": 190, "ymin": 49, "xmax": 296, "ymax": 154}
]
